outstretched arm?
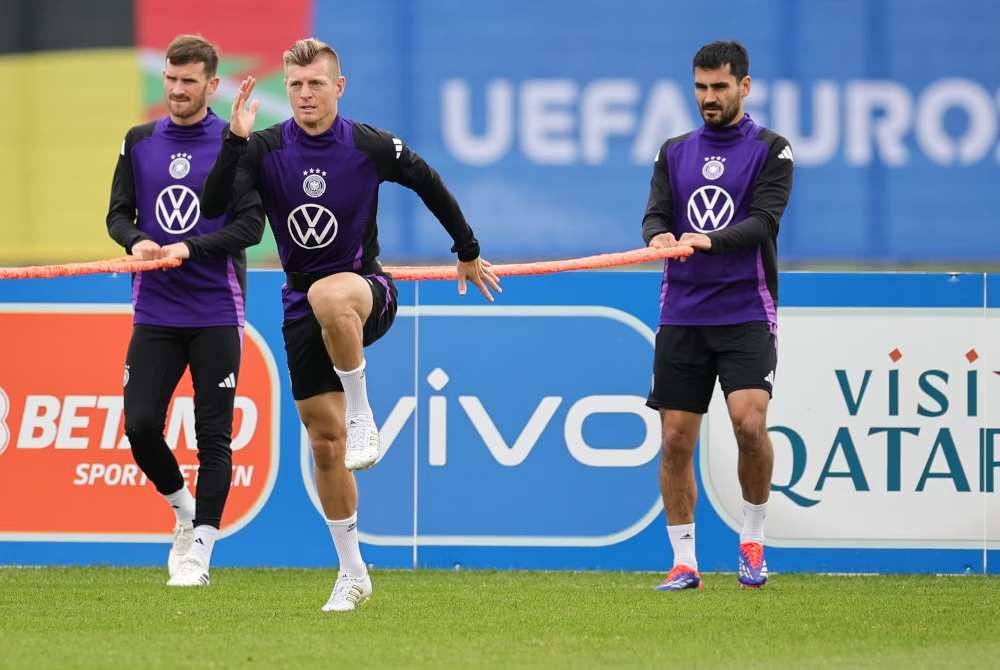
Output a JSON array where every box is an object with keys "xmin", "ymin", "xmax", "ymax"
[
  {"xmin": 356, "ymin": 124, "xmax": 500, "ymax": 301},
  {"xmin": 401, "ymin": 150, "xmax": 502, "ymax": 301},
  {"xmin": 388, "ymin": 142, "xmax": 479, "ymax": 260}
]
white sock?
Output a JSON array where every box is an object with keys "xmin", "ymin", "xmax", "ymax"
[
  {"xmin": 188, "ymin": 525, "xmax": 219, "ymax": 568},
  {"xmin": 741, "ymin": 500, "xmax": 768, "ymax": 545},
  {"xmin": 667, "ymin": 523, "xmax": 697, "ymax": 570},
  {"xmin": 334, "ymin": 360, "xmax": 372, "ymax": 418},
  {"xmin": 164, "ymin": 487, "xmax": 195, "ymax": 525},
  {"xmin": 327, "ymin": 512, "xmax": 366, "ymax": 577}
]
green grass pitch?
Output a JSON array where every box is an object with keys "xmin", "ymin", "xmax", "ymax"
[{"xmin": 2, "ymin": 568, "xmax": 999, "ymax": 669}]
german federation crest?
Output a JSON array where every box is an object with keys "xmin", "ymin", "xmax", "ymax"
[
  {"xmin": 702, "ymin": 155, "xmax": 726, "ymax": 180},
  {"xmin": 303, "ymin": 169, "xmax": 327, "ymax": 198},
  {"xmin": 169, "ymin": 153, "xmax": 192, "ymax": 179}
]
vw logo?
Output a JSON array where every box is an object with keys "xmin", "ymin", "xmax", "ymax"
[
  {"xmin": 287, "ymin": 203, "xmax": 339, "ymax": 249},
  {"xmin": 686, "ymin": 185, "xmax": 735, "ymax": 232},
  {"xmin": 155, "ymin": 184, "xmax": 200, "ymax": 234}
]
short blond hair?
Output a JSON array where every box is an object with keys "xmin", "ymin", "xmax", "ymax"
[
  {"xmin": 166, "ymin": 34, "xmax": 219, "ymax": 78},
  {"xmin": 283, "ymin": 38, "xmax": 341, "ymax": 76}
]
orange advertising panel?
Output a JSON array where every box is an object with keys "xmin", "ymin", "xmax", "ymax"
[{"xmin": 0, "ymin": 305, "xmax": 279, "ymax": 540}]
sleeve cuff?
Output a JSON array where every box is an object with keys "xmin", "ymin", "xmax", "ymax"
[
  {"xmin": 704, "ymin": 233, "xmax": 727, "ymax": 255},
  {"xmin": 125, "ymin": 233, "xmax": 151, "ymax": 255},
  {"xmin": 453, "ymin": 239, "xmax": 481, "ymax": 262},
  {"xmin": 225, "ymin": 131, "xmax": 250, "ymax": 147}
]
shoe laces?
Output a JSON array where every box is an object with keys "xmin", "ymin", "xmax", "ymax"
[
  {"xmin": 333, "ymin": 574, "xmax": 362, "ymax": 603},
  {"xmin": 740, "ymin": 542, "xmax": 764, "ymax": 568},
  {"xmin": 346, "ymin": 415, "xmax": 371, "ymax": 451}
]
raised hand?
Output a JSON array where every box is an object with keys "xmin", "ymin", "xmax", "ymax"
[
  {"xmin": 230, "ymin": 76, "xmax": 260, "ymax": 138},
  {"xmin": 457, "ymin": 257, "xmax": 502, "ymax": 303}
]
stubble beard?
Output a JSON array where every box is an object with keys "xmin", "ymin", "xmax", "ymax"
[
  {"xmin": 702, "ymin": 101, "xmax": 740, "ymax": 128},
  {"xmin": 168, "ymin": 92, "xmax": 206, "ymax": 120}
]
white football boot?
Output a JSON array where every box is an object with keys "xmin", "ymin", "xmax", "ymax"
[
  {"xmin": 344, "ymin": 414, "xmax": 379, "ymax": 470},
  {"xmin": 167, "ymin": 555, "xmax": 210, "ymax": 587},
  {"xmin": 167, "ymin": 520, "xmax": 195, "ymax": 578},
  {"xmin": 321, "ymin": 572, "xmax": 373, "ymax": 612}
]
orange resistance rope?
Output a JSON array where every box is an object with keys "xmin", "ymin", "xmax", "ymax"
[
  {"xmin": 0, "ymin": 256, "xmax": 183, "ymax": 279},
  {"xmin": 387, "ymin": 246, "xmax": 692, "ymax": 280},
  {"xmin": 0, "ymin": 246, "xmax": 691, "ymax": 281}
]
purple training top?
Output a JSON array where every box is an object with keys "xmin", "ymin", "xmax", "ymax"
[
  {"xmin": 642, "ymin": 114, "xmax": 794, "ymax": 330},
  {"xmin": 107, "ymin": 110, "xmax": 265, "ymax": 328}
]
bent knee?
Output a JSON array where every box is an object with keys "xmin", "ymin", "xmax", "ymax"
[
  {"xmin": 307, "ymin": 277, "xmax": 367, "ymax": 317},
  {"xmin": 310, "ymin": 435, "xmax": 346, "ymax": 470}
]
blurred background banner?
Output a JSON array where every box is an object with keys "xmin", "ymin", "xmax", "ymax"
[
  {"xmin": 2, "ymin": 0, "xmax": 998, "ymax": 264},
  {"xmin": 0, "ymin": 0, "xmax": 138, "ymax": 264}
]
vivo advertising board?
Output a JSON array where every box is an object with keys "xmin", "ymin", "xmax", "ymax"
[
  {"xmin": 303, "ymin": 304, "xmax": 662, "ymax": 547},
  {"xmin": 0, "ymin": 271, "xmax": 997, "ymax": 574}
]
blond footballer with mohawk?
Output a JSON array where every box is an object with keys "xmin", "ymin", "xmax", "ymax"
[{"xmin": 201, "ymin": 38, "xmax": 499, "ymax": 611}]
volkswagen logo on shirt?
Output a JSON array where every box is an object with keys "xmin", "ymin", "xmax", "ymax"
[
  {"xmin": 686, "ymin": 185, "xmax": 735, "ymax": 232},
  {"xmin": 287, "ymin": 203, "xmax": 339, "ymax": 249},
  {"xmin": 155, "ymin": 185, "xmax": 200, "ymax": 234}
]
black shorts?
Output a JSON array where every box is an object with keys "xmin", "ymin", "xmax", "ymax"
[
  {"xmin": 646, "ymin": 321, "xmax": 777, "ymax": 414},
  {"xmin": 281, "ymin": 273, "xmax": 398, "ymax": 401}
]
